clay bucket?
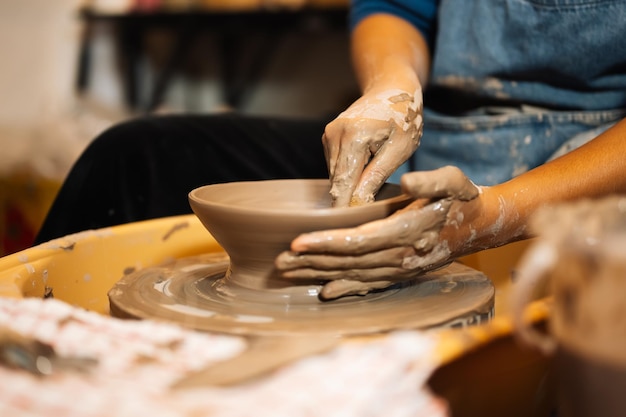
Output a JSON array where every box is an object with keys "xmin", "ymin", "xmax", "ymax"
[
  {"xmin": 512, "ymin": 196, "xmax": 626, "ymax": 417},
  {"xmin": 188, "ymin": 179, "xmax": 410, "ymax": 299}
]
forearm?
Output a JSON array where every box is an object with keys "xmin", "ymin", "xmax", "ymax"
[
  {"xmin": 351, "ymin": 13, "xmax": 431, "ymax": 93},
  {"xmin": 478, "ymin": 118, "xmax": 626, "ymax": 249}
]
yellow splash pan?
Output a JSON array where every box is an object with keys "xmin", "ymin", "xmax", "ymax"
[{"xmin": 0, "ymin": 215, "xmax": 554, "ymax": 417}]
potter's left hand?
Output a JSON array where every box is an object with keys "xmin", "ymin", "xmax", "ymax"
[{"xmin": 276, "ymin": 166, "xmax": 482, "ymax": 300}]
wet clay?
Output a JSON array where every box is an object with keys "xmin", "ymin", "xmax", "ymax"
[
  {"xmin": 109, "ymin": 179, "xmax": 495, "ymax": 336},
  {"xmin": 108, "ymin": 253, "xmax": 494, "ymax": 336},
  {"xmin": 188, "ymin": 179, "xmax": 411, "ymax": 292}
]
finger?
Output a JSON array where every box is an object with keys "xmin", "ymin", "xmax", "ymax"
[
  {"xmin": 329, "ymin": 142, "xmax": 370, "ymax": 207},
  {"xmin": 321, "ymin": 131, "xmax": 338, "ymax": 178},
  {"xmin": 320, "ymin": 279, "xmax": 394, "ymax": 300},
  {"xmin": 275, "ymin": 246, "xmax": 416, "ymax": 271},
  {"xmin": 290, "ymin": 199, "xmax": 452, "ymax": 254},
  {"xmin": 281, "ymin": 250, "xmax": 446, "ymax": 280},
  {"xmin": 281, "ymin": 266, "xmax": 412, "ymax": 282},
  {"xmin": 353, "ymin": 128, "xmax": 421, "ymax": 204},
  {"xmin": 401, "ymin": 166, "xmax": 479, "ymax": 201}
]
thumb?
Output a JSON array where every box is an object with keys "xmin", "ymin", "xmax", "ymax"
[{"xmin": 401, "ymin": 166, "xmax": 479, "ymax": 201}]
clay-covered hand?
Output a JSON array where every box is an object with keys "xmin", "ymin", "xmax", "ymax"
[
  {"xmin": 276, "ymin": 166, "xmax": 481, "ymax": 300},
  {"xmin": 324, "ymin": 87, "xmax": 423, "ymax": 207}
]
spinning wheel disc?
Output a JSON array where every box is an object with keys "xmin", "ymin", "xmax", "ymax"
[{"xmin": 109, "ymin": 253, "xmax": 495, "ymax": 336}]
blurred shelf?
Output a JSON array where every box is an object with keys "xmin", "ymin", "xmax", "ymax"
[
  {"xmin": 86, "ymin": 0, "xmax": 349, "ymax": 14},
  {"xmin": 76, "ymin": 3, "xmax": 349, "ymax": 112}
]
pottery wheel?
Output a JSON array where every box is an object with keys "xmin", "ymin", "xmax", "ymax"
[{"xmin": 109, "ymin": 253, "xmax": 495, "ymax": 336}]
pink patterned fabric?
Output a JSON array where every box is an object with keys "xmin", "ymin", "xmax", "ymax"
[{"xmin": 0, "ymin": 297, "xmax": 448, "ymax": 417}]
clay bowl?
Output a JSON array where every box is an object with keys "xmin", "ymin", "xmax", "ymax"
[{"xmin": 188, "ymin": 179, "xmax": 411, "ymax": 301}]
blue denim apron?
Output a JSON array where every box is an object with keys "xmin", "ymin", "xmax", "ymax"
[{"xmin": 390, "ymin": 0, "xmax": 626, "ymax": 185}]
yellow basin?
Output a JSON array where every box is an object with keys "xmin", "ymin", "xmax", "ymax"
[
  {"xmin": 0, "ymin": 215, "xmax": 553, "ymax": 417},
  {"xmin": 0, "ymin": 215, "xmax": 221, "ymax": 312}
]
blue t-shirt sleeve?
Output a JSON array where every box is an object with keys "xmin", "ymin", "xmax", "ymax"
[{"xmin": 350, "ymin": 0, "xmax": 438, "ymax": 47}]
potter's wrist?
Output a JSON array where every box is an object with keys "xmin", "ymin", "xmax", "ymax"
[
  {"xmin": 363, "ymin": 81, "xmax": 422, "ymax": 100},
  {"xmin": 442, "ymin": 186, "xmax": 509, "ymax": 257},
  {"xmin": 362, "ymin": 65, "xmax": 423, "ymax": 98},
  {"xmin": 475, "ymin": 185, "xmax": 527, "ymax": 249}
]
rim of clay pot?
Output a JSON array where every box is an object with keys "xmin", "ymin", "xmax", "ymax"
[{"xmin": 188, "ymin": 179, "xmax": 411, "ymax": 217}]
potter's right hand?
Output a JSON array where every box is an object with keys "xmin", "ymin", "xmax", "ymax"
[
  {"xmin": 324, "ymin": 86, "xmax": 423, "ymax": 207},
  {"xmin": 277, "ymin": 166, "xmax": 490, "ymax": 300}
]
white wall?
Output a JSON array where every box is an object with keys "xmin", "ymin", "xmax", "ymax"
[{"xmin": 0, "ymin": 0, "xmax": 85, "ymax": 127}]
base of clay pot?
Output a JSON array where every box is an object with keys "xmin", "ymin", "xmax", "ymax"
[{"xmin": 108, "ymin": 253, "xmax": 495, "ymax": 336}]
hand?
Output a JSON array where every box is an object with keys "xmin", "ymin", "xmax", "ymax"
[
  {"xmin": 275, "ymin": 166, "xmax": 482, "ymax": 300},
  {"xmin": 324, "ymin": 87, "xmax": 423, "ymax": 207}
]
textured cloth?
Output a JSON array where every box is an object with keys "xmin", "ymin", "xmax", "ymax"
[{"xmin": 0, "ymin": 297, "xmax": 448, "ymax": 417}]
